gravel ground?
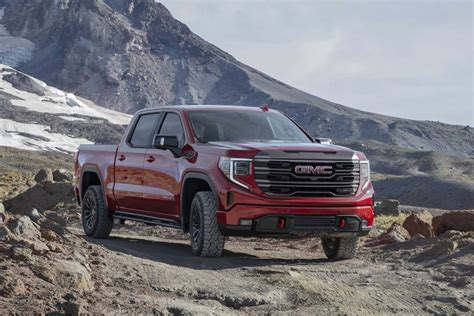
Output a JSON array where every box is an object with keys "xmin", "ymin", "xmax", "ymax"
[{"xmin": 1, "ymin": 209, "xmax": 472, "ymax": 315}]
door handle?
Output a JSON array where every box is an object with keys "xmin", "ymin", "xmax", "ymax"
[
  {"xmin": 146, "ymin": 155, "xmax": 155, "ymax": 163},
  {"xmin": 118, "ymin": 154, "xmax": 126, "ymax": 161}
]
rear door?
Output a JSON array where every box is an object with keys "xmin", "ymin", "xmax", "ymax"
[
  {"xmin": 142, "ymin": 111, "xmax": 186, "ymax": 219},
  {"xmin": 114, "ymin": 112, "xmax": 161, "ymax": 213}
]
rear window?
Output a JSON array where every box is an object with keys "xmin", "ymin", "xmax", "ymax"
[{"xmin": 129, "ymin": 113, "xmax": 160, "ymax": 147}]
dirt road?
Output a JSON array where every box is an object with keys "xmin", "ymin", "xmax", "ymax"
[{"xmin": 1, "ymin": 217, "xmax": 473, "ymax": 314}]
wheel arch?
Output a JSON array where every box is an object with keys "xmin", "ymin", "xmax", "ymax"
[
  {"xmin": 81, "ymin": 165, "xmax": 105, "ymax": 205},
  {"xmin": 180, "ymin": 172, "xmax": 218, "ymax": 233}
]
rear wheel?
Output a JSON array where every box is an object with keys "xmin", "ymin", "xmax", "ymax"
[
  {"xmin": 190, "ymin": 191, "xmax": 225, "ymax": 257},
  {"xmin": 82, "ymin": 185, "xmax": 113, "ymax": 238},
  {"xmin": 321, "ymin": 237, "xmax": 359, "ymax": 260}
]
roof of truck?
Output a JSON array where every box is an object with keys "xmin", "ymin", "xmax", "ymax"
[{"xmin": 134, "ymin": 104, "xmax": 277, "ymax": 115}]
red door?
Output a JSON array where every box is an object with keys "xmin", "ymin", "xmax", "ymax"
[
  {"xmin": 141, "ymin": 112, "xmax": 185, "ymax": 220},
  {"xmin": 114, "ymin": 112, "xmax": 161, "ymax": 213}
]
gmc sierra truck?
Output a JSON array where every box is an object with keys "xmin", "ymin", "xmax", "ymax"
[{"xmin": 74, "ymin": 105, "xmax": 374, "ymax": 259}]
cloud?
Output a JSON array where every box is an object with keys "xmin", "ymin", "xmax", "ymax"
[{"xmin": 159, "ymin": 0, "xmax": 473, "ymax": 125}]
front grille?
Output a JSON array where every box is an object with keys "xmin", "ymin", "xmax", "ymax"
[
  {"xmin": 293, "ymin": 216, "xmax": 336, "ymax": 230},
  {"xmin": 254, "ymin": 159, "xmax": 360, "ymax": 197}
]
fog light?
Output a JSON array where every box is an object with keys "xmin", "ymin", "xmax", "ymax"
[
  {"xmin": 361, "ymin": 219, "xmax": 369, "ymax": 228},
  {"xmin": 239, "ymin": 219, "xmax": 253, "ymax": 226}
]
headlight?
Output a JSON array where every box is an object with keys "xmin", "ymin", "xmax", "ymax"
[
  {"xmin": 218, "ymin": 156, "xmax": 252, "ymax": 189},
  {"xmin": 360, "ymin": 160, "xmax": 370, "ymax": 190}
]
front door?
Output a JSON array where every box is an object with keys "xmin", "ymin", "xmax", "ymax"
[
  {"xmin": 114, "ymin": 112, "xmax": 161, "ymax": 213},
  {"xmin": 142, "ymin": 112, "xmax": 185, "ymax": 220}
]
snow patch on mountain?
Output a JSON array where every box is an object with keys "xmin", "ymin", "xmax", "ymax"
[
  {"xmin": 0, "ymin": 118, "xmax": 92, "ymax": 153},
  {"xmin": 0, "ymin": 65, "xmax": 131, "ymax": 125}
]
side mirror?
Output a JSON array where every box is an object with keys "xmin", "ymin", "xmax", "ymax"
[
  {"xmin": 314, "ymin": 138, "xmax": 333, "ymax": 145},
  {"xmin": 153, "ymin": 135, "xmax": 180, "ymax": 156}
]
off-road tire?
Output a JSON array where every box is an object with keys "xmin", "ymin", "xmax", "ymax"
[
  {"xmin": 190, "ymin": 191, "xmax": 225, "ymax": 257},
  {"xmin": 82, "ymin": 185, "xmax": 113, "ymax": 238},
  {"xmin": 321, "ymin": 237, "xmax": 359, "ymax": 260}
]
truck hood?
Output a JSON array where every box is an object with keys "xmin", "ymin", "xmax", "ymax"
[{"xmin": 204, "ymin": 141, "xmax": 363, "ymax": 160}]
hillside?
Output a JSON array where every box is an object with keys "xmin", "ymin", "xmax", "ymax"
[
  {"xmin": 0, "ymin": 65, "xmax": 130, "ymax": 152},
  {"xmin": 0, "ymin": 0, "xmax": 472, "ymax": 156}
]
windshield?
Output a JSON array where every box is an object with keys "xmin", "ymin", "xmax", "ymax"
[{"xmin": 189, "ymin": 110, "xmax": 312, "ymax": 143}]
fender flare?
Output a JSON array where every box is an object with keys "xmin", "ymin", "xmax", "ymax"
[
  {"xmin": 180, "ymin": 172, "xmax": 218, "ymax": 230},
  {"xmin": 80, "ymin": 165, "xmax": 106, "ymax": 206}
]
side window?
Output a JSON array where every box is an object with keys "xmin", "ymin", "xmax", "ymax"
[
  {"xmin": 129, "ymin": 113, "xmax": 160, "ymax": 147},
  {"xmin": 158, "ymin": 113, "xmax": 185, "ymax": 147}
]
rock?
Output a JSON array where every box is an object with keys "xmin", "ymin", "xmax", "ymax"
[
  {"xmin": 9, "ymin": 216, "xmax": 41, "ymax": 240},
  {"xmin": 423, "ymin": 240, "xmax": 458, "ymax": 257},
  {"xmin": 0, "ymin": 202, "xmax": 5, "ymax": 222},
  {"xmin": 366, "ymin": 223, "xmax": 410, "ymax": 246},
  {"xmin": 402, "ymin": 211, "xmax": 433, "ymax": 238},
  {"xmin": 4, "ymin": 182, "xmax": 75, "ymax": 214},
  {"xmin": 52, "ymin": 169, "xmax": 74, "ymax": 182},
  {"xmin": 441, "ymin": 230, "xmax": 463, "ymax": 240},
  {"xmin": 10, "ymin": 246, "xmax": 33, "ymax": 262},
  {"xmin": 432, "ymin": 211, "xmax": 474, "ymax": 235},
  {"xmin": 0, "ymin": 272, "xmax": 27, "ymax": 298},
  {"xmin": 62, "ymin": 301, "xmax": 87, "ymax": 316},
  {"xmin": 39, "ymin": 218, "xmax": 66, "ymax": 236},
  {"xmin": 26, "ymin": 208, "xmax": 42, "ymax": 223},
  {"xmin": 41, "ymin": 229, "xmax": 60, "ymax": 242},
  {"xmin": 32, "ymin": 260, "xmax": 94, "ymax": 291},
  {"xmin": 34, "ymin": 168, "xmax": 53, "ymax": 183},
  {"xmin": 0, "ymin": 222, "xmax": 13, "ymax": 242},
  {"xmin": 45, "ymin": 211, "xmax": 67, "ymax": 226},
  {"xmin": 26, "ymin": 240, "xmax": 50, "ymax": 256},
  {"xmin": 387, "ymin": 222, "xmax": 410, "ymax": 240},
  {"xmin": 375, "ymin": 200, "xmax": 400, "ymax": 216},
  {"xmin": 47, "ymin": 242, "xmax": 64, "ymax": 253}
]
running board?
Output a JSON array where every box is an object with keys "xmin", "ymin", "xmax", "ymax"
[{"xmin": 114, "ymin": 211, "xmax": 181, "ymax": 229}]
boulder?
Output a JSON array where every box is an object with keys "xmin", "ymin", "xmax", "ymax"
[
  {"xmin": 387, "ymin": 222, "xmax": 410, "ymax": 240},
  {"xmin": 402, "ymin": 211, "xmax": 433, "ymax": 238},
  {"xmin": 32, "ymin": 260, "xmax": 94, "ymax": 291},
  {"xmin": 432, "ymin": 211, "xmax": 474, "ymax": 235},
  {"xmin": 34, "ymin": 168, "xmax": 53, "ymax": 183},
  {"xmin": 0, "ymin": 272, "xmax": 27, "ymax": 298},
  {"xmin": 4, "ymin": 182, "xmax": 75, "ymax": 214},
  {"xmin": 375, "ymin": 200, "xmax": 400, "ymax": 216},
  {"xmin": 9, "ymin": 216, "xmax": 41, "ymax": 240},
  {"xmin": 52, "ymin": 169, "xmax": 74, "ymax": 182},
  {"xmin": 10, "ymin": 246, "xmax": 33, "ymax": 262},
  {"xmin": 366, "ymin": 222, "xmax": 410, "ymax": 246}
]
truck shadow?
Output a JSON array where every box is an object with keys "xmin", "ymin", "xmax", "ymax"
[{"xmin": 92, "ymin": 235, "xmax": 328, "ymax": 270}]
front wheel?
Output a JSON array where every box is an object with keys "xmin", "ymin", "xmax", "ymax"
[
  {"xmin": 190, "ymin": 191, "xmax": 225, "ymax": 257},
  {"xmin": 321, "ymin": 237, "xmax": 359, "ymax": 260},
  {"xmin": 82, "ymin": 185, "xmax": 113, "ymax": 238}
]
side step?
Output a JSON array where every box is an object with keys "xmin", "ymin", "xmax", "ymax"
[{"xmin": 114, "ymin": 211, "xmax": 181, "ymax": 229}]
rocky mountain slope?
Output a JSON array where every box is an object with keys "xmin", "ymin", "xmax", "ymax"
[
  {"xmin": 0, "ymin": 0, "xmax": 472, "ymax": 156},
  {"xmin": 0, "ymin": 65, "xmax": 130, "ymax": 152}
]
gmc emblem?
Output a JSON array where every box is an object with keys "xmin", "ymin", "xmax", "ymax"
[{"xmin": 294, "ymin": 165, "xmax": 333, "ymax": 175}]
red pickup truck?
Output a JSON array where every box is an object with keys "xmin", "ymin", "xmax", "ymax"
[{"xmin": 74, "ymin": 105, "xmax": 374, "ymax": 259}]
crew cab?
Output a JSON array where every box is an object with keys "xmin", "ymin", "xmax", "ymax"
[{"xmin": 74, "ymin": 105, "xmax": 374, "ymax": 259}]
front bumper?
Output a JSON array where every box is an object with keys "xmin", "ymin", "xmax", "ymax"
[{"xmin": 217, "ymin": 205, "xmax": 373, "ymax": 237}]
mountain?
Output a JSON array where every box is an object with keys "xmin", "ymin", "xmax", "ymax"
[
  {"xmin": 0, "ymin": 64, "xmax": 129, "ymax": 153},
  {"xmin": 0, "ymin": 0, "xmax": 472, "ymax": 156}
]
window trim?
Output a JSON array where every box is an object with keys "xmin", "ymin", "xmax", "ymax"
[
  {"xmin": 154, "ymin": 111, "xmax": 187, "ymax": 148},
  {"xmin": 127, "ymin": 112, "xmax": 163, "ymax": 148}
]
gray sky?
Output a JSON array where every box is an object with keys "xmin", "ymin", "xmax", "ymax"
[{"xmin": 159, "ymin": 0, "xmax": 473, "ymax": 126}]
